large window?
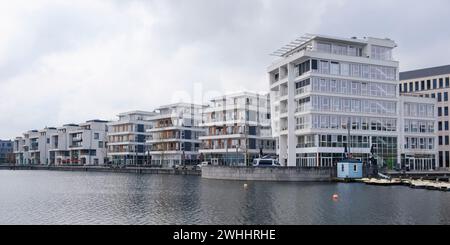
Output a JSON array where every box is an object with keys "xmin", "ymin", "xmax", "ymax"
[
  {"xmin": 319, "ymin": 60, "xmax": 330, "ymax": 74},
  {"xmin": 310, "ymin": 77, "xmax": 396, "ymax": 98},
  {"xmin": 311, "ymin": 114, "xmax": 396, "ymax": 132},
  {"xmin": 371, "ymin": 45, "xmax": 393, "ymax": 60},
  {"xmin": 330, "ymin": 62, "xmax": 340, "ymax": 75},
  {"xmin": 317, "ymin": 42, "xmax": 332, "ymax": 53},
  {"xmin": 295, "ymin": 60, "xmax": 311, "ymax": 77},
  {"xmin": 312, "ymin": 59, "xmax": 396, "ymax": 81},
  {"xmin": 316, "ymin": 42, "xmax": 362, "ymax": 57}
]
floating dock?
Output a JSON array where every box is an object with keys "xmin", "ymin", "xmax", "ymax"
[{"xmin": 360, "ymin": 177, "xmax": 450, "ymax": 191}]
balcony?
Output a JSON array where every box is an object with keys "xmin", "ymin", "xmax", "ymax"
[
  {"xmin": 69, "ymin": 143, "xmax": 83, "ymax": 148},
  {"xmin": 296, "ymin": 143, "xmax": 316, "ymax": 148},
  {"xmin": 295, "ymin": 86, "xmax": 311, "ymax": 96},
  {"xmin": 72, "ymin": 136, "xmax": 82, "ymax": 142},
  {"xmin": 150, "ymin": 147, "xmax": 180, "ymax": 152},
  {"xmin": 201, "ymin": 145, "xmax": 241, "ymax": 151}
]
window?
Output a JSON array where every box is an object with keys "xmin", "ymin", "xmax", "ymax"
[
  {"xmin": 351, "ymin": 64, "xmax": 361, "ymax": 77},
  {"xmin": 439, "ymin": 122, "xmax": 443, "ymax": 131},
  {"xmin": 445, "ymin": 92, "xmax": 448, "ymax": 102},
  {"xmin": 297, "ymin": 60, "xmax": 311, "ymax": 76},
  {"xmin": 371, "ymin": 45, "xmax": 392, "ymax": 60},
  {"xmin": 311, "ymin": 59, "xmax": 318, "ymax": 70},
  {"xmin": 438, "ymin": 107, "xmax": 442, "ymax": 117},
  {"xmin": 330, "ymin": 62, "xmax": 340, "ymax": 75},
  {"xmin": 427, "ymin": 80, "xmax": 431, "ymax": 90},
  {"xmin": 446, "ymin": 152, "xmax": 450, "ymax": 168},
  {"xmin": 438, "ymin": 93, "xmax": 442, "ymax": 102},
  {"xmin": 415, "ymin": 81, "xmax": 419, "ymax": 91},
  {"xmin": 433, "ymin": 79, "xmax": 437, "ymax": 89},
  {"xmin": 94, "ymin": 133, "xmax": 99, "ymax": 140},
  {"xmin": 445, "ymin": 121, "xmax": 449, "ymax": 131},
  {"xmin": 99, "ymin": 141, "xmax": 103, "ymax": 148},
  {"xmin": 446, "ymin": 107, "xmax": 449, "ymax": 116},
  {"xmin": 446, "ymin": 77, "xmax": 450, "ymax": 87},
  {"xmin": 317, "ymin": 42, "xmax": 332, "ymax": 53},
  {"xmin": 439, "ymin": 136, "xmax": 443, "ymax": 145},
  {"xmin": 446, "ymin": 136, "xmax": 449, "ymax": 145},
  {"xmin": 439, "ymin": 78, "xmax": 444, "ymax": 88},
  {"xmin": 409, "ymin": 82, "xmax": 413, "ymax": 92},
  {"xmin": 340, "ymin": 63, "xmax": 350, "ymax": 76},
  {"xmin": 320, "ymin": 60, "xmax": 330, "ymax": 74},
  {"xmin": 421, "ymin": 80, "xmax": 425, "ymax": 90},
  {"xmin": 332, "ymin": 44, "xmax": 347, "ymax": 55}
]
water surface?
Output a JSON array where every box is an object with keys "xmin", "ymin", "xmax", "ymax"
[{"xmin": 0, "ymin": 170, "xmax": 449, "ymax": 225}]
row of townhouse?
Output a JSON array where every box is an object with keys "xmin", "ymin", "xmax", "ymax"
[
  {"xmin": 268, "ymin": 34, "xmax": 440, "ymax": 171},
  {"xmin": 12, "ymin": 93, "xmax": 274, "ymax": 167},
  {"xmin": 14, "ymin": 120, "xmax": 108, "ymax": 166}
]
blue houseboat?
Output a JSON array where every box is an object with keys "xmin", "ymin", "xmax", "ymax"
[{"xmin": 337, "ymin": 160, "xmax": 363, "ymax": 179}]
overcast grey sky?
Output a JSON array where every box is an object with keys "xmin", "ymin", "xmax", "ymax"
[{"xmin": 1, "ymin": 0, "xmax": 450, "ymax": 139}]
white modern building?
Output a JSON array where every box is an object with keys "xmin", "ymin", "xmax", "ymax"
[
  {"xmin": 199, "ymin": 92, "xmax": 276, "ymax": 166},
  {"xmin": 268, "ymin": 34, "xmax": 436, "ymax": 170},
  {"xmin": 398, "ymin": 95, "xmax": 437, "ymax": 170},
  {"xmin": 48, "ymin": 124, "xmax": 79, "ymax": 165},
  {"xmin": 27, "ymin": 127, "xmax": 57, "ymax": 165},
  {"xmin": 147, "ymin": 103, "xmax": 206, "ymax": 167},
  {"xmin": 64, "ymin": 120, "xmax": 108, "ymax": 165},
  {"xmin": 107, "ymin": 111, "xmax": 157, "ymax": 165},
  {"xmin": 13, "ymin": 137, "xmax": 25, "ymax": 165},
  {"xmin": 400, "ymin": 65, "xmax": 450, "ymax": 170}
]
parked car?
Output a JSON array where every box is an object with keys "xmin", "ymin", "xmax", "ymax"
[
  {"xmin": 252, "ymin": 158, "xmax": 280, "ymax": 167},
  {"xmin": 196, "ymin": 162, "xmax": 210, "ymax": 169}
]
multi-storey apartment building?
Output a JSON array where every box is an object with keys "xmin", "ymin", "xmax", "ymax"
[
  {"xmin": 268, "ymin": 34, "xmax": 436, "ymax": 170},
  {"xmin": 147, "ymin": 103, "xmax": 206, "ymax": 167},
  {"xmin": 107, "ymin": 111, "xmax": 157, "ymax": 165},
  {"xmin": 199, "ymin": 92, "xmax": 276, "ymax": 166},
  {"xmin": 0, "ymin": 139, "xmax": 13, "ymax": 164},
  {"xmin": 400, "ymin": 65, "xmax": 450, "ymax": 170},
  {"xmin": 398, "ymin": 95, "xmax": 437, "ymax": 170}
]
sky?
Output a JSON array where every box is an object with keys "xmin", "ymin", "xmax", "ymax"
[{"xmin": 1, "ymin": 0, "xmax": 450, "ymax": 139}]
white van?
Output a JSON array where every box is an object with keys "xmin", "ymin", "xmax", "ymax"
[{"xmin": 252, "ymin": 158, "xmax": 280, "ymax": 167}]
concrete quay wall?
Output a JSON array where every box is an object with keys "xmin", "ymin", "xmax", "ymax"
[{"xmin": 201, "ymin": 166, "xmax": 334, "ymax": 182}]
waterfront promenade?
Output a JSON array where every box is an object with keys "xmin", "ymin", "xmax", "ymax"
[{"xmin": 0, "ymin": 164, "xmax": 200, "ymax": 176}]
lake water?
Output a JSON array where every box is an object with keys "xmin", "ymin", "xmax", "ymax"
[{"xmin": 1, "ymin": 170, "xmax": 449, "ymax": 225}]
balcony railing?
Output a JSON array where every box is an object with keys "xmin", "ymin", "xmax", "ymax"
[
  {"xmin": 295, "ymin": 86, "xmax": 311, "ymax": 95},
  {"xmin": 70, "ymin": 143, "xmax": 82, "ymax": 148}
]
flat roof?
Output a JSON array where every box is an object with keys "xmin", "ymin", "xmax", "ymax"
[
  {"xmin": 209, "ymin": 91, "xmax": 269, "ymax": 102},
  {"xmin": 155, "ymin": 102, "xmax": 206, "ymax": 110},
  {"xmin": 400, "ymin": 65, "xmax": 450, "ymax": 80},
  {"xmin": 271, "ymin": 33, "xmax": 396, "ymax": 58},
  {"xmin": 63, "ymin": 124, "xmax": 79, "ymax": 127},
  {"xmin": 117, "ymin": 110, "xmax": 157, "ymax": 116},
  {"xmin": 85, "ymin": 119, "xmax": 109, "ymax": 123}
]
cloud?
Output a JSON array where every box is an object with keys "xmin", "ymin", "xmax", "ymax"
[{"xmin": 1, "ymin": 0, "xmax": 450, "ymax": 139}]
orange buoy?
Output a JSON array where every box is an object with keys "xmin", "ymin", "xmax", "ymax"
[{"xmin": 332, "ymin": 194, "xmax": 339, "ymax": 200}]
